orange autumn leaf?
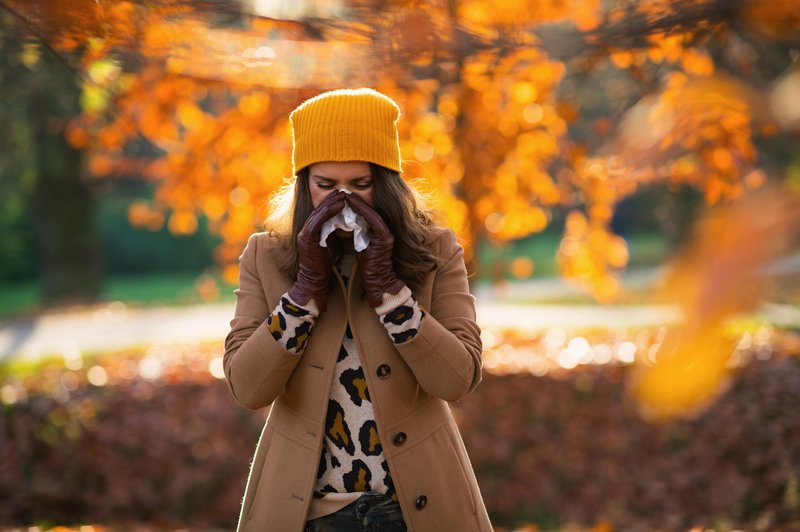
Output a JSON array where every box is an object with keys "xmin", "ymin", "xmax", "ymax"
[{"xmin": 630, "ymin": 184, "xmax": 800, "ymax": 421}]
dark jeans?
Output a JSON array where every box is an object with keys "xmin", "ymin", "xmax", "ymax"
[{"xmin": 304, "ymin": 491, "xmax": 407, "ymax": 532}]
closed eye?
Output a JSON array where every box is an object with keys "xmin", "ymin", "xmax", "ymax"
[{"xmin": 315, "ymin": 181, "xmax": 372, "ymax": 190}]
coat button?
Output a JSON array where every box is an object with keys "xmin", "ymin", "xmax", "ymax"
[
  {"xmin": 415, "ymin": 495, "xmax": 428, "ymax": 509},
  {"xmin": 392, "ymin": 432, "xmax": 407, "ymax": 446},
  {"xmin": 376, "ymin": 364, "xmax": 391, "ymax": 379}
]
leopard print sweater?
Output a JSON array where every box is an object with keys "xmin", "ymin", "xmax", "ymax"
[{"xmin": 265, "ymin": 253, "xmax": 425, "ymax": 520}]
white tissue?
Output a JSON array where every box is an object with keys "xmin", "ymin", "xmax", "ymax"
[{"xmin": 319, "ymin": 193, "xmax": 371, "ymax": 252}]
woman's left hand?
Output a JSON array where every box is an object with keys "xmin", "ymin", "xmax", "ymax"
[{"xmin": 345, "ymin": 193, "xmax": 406, "ymax": 307}]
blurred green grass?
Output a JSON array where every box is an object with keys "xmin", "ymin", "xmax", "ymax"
[
  {"xmin": 0, "ymin": 272, "xmax": 236, "ymax": 317},
  {"xmin": 104, "ymin": 272, "xmax": 236, "ymax": 305},
  {"xmin": 475, "ymin": 230, "xmax": 670, "ymax": 280},
  {"xmin": 0, "ymin": 231, "xmax": 668, "ymax": 317}
]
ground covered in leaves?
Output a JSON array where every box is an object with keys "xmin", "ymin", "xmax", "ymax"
[{"xmin": 1, "ymin": 331, "xmax": 800, "ymax": 531}]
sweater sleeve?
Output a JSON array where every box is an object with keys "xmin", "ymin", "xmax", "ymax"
[
  {"xmin": 374, "ymin": 285, "xmax": 425, "ymax": 344},
  {"xmin": 266, "ymin": 292, "xmax": 319, "ymax": 354}
]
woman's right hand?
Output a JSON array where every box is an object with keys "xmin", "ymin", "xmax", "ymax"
[{"xmin": 287, "ymin": 189, "xmax": 346, "ymax": 312}]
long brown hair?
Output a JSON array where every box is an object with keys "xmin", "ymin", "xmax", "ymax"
[{"xmin": 264, "ymin": 163, "xmax": 443, "ymax": 290}]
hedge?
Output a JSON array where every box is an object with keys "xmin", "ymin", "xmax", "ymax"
[{"xmin": 1, "ymin": 341, "xmax": 799, "ymax": 531}]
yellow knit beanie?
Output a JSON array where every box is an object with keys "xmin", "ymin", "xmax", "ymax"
[{"xmin": 289, "ymin": 88, "xmax": 403, "ymax": 175}]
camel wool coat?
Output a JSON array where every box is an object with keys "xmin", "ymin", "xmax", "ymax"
[{"xmin": 223, "ymin": 227, "xmax": 493, "ymax": 532}]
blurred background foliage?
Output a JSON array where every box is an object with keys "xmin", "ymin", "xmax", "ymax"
[
  {"xmin": 1, "ymin": 0, "xmax": 798, "ymax": 308},
  {"xmin": 1, "ymin": 332, "xmax": 799, "ymax": 531}
]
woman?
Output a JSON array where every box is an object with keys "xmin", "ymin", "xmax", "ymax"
[{"xmin": 223, "ymin": 88, "xmax": 492, "ymax": 531}]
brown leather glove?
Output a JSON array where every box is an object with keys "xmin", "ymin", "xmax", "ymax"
[
  {"xmin": 345, "ymin": 192, "xmax": 406, "ymax": 307},
  {"xmin": 287, "ymin": 189, "xmax": 347, "ymax": 312}
]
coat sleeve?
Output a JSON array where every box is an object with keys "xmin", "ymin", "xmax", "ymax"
[
  {"xmin": 223, "ymin": 233, "xmax": 303, "ymax": 410},
  {"xmin": 393, "ymin": 228, "xmax": 483, "ymax": 402}
]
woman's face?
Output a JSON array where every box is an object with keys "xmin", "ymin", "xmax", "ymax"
[{"xmin": 308, "ymin": 161, "xmax": 375, "ymax": 209}]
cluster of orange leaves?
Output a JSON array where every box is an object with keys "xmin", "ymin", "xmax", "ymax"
[
  {"xmin": 378, "ymin": 47, "xmax": 570, "ymax": 259},
  {"xmin": 458, "ymin": 0, "xmax": 601, "ymax": 33},
  {"xmin": 556, "ymin": 0, "xmax": 790, "ymax": 299},
  {"xmin": 10, "ymin": 0, "xmax": 797, "ymax": 301},
  {"xmin": 605, "ymin": 0, "xmax": 719, "ymax": 74},
  {"xmin": 557, "ymin": 68, "xmax": 772, "ymax": 300},
  {"xmin": 649, "ymin": 73, "xmax": 767, "ymax": 203}
]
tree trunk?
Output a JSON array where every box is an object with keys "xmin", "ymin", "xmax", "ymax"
[{"xmin": 26, "ymin": 46, "xmax": 103, "ymax": 304}]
